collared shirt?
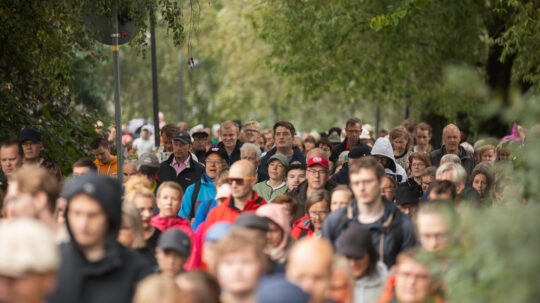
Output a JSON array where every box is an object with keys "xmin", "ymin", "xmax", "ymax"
[{"xmin": 170, "ymin": 154, "xmax": 191, "ymax": 177}]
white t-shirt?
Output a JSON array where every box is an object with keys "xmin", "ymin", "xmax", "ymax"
[{"xmin": 133, "ymin": 137, "xmax": 154, "ymax": 154}]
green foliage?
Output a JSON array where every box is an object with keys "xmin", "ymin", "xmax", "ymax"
[{"xmin": 0, "ymin": 0, "xmax": 186, "ymax": 174}]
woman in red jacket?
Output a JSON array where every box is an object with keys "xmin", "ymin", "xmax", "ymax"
[{"xmin": 291, "ymin": 189, "xmax": 330, "ymax": 239}]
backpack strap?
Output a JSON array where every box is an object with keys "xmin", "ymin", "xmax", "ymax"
[
  {"xmin": 378, "ymin": 212, "xmax": 394, "ymax": 262},
  {"xmin": 188, "ymin": 180, "xmax": 203, "ymax": 220},
  {"xmin": 330, "ymin": 203, "xmax": 354, "ymax": 243}
]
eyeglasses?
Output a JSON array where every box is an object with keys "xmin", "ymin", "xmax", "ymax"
[
  {"xmin": 411, "ymin": 163, "xmax": 426, "ymax": 168},
  {"xmin": 346, "ymin": 129, "xmax": 362, "ymax": 134},
  {"xmin": 309, "ymin": 210, "xmax": 329, "ymax": 218},
  {"xmin": 205, "ymin": 159, "xmax": 224, "ymax": 165},
  {"xmin": 226, "ymin": 177, "xmax": 256, "ymax": 185},
  {"xmin": 307, "ymin": 169, "xmax": 328, "ymax": 176}
]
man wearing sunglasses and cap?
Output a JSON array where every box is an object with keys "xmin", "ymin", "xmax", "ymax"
[{"xmin": 203, "ymin": 159, "xmax": 266, "ymax": 233}]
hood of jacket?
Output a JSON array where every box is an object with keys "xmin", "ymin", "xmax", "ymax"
[
  {"xmin": 62, "ymin": 172, "xmax": 124, "ymax": 270},
  {"xmin": 256, "ymin": 204, "xmax": 292, "ymax": 252},
  {"xmin": 371, "ymin": 137, "xmax": 397, "ymax": 172}
]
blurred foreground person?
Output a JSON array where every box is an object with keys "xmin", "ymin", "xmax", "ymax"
[
  {"xmin": 376, "ymin": 249, "xmax": 443, "ymax": 303},
  {"xmin": 0, "ymin": 218, "xmax": 59, "ymax": 303},
  {"xmin": 256, "ymin": 204, "xmax": 295, "ymax": 271},
  {"xmin": 327, "ymin": 257, "xmax": 355, "ymax": 303},
  {"xmin": 257, "ymin": 276, "xmax": 309, "ymax": 303},
  {"xmin": 214, "ymin": 228, "xmax": 268, "ymax": 303},
  {"xmin": 175, "ymin": 271, "xmax": 221, "ymax": 303},
  {"xmin": 287, "ymin": 237, "xmax": 334, "ymax": 303},
  {"xmin": 155, "ymin": 228, "xmax": 192, "ymax": 277},
  {"xmin": 133, "ymin": 274, "xmax": 180, "ymax": 303},
  {"xmin": 415, "ymin": 203, "xmax": 456, "ymax": 254},
  {"xmin": 337, "ymin": 225, "xmax": 387, "ymax": 303},
  {"xmin": 49, "ymin": 173, "xmax": 152, "ymax": 303},
  {"xmin": 4, "ymin": 167, "xmax": 59, "ymax": 233}
]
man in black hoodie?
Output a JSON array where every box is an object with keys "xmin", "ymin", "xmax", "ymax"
[
  {"xmin": 259, "ymin": 121, "xmax": 306, "ymax": 176},
  {"xmin": 49, "ymin": 173, "xmax": 152, "ymax": 303}
]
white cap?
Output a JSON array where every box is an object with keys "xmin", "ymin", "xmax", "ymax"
[{"xmin": 0, "ymin": 218, "xmax": 59, "ymax": 277}]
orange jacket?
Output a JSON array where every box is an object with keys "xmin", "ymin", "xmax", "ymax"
[
  {"xmin": 203, "ymin": 192, "xmax": 266, "ymax": 235},
  {"xmin": 94, "ymin": 156, "xmax": 118, "ymax": 178}
]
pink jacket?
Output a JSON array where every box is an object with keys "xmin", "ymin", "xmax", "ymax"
[{"xmin": 150, "ymin": 215, "xmax": 200, "ymax": 270}]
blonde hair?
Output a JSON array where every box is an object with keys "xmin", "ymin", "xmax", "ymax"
[
  {"xmin": 124, "ymin": 175, "xmax": 151, "ymax": 198},
  {"xmin": 125, "ymin": 187, "xmax": 155, "ymax": 206},
  {"xmin": 157, "ymin": 181, "xmax": 184, "ymax": 198},
  {"xmin": 10, "ymin": 167, "xmax": 59, "ymax": 213}
]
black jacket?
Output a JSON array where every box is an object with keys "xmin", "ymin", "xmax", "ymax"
[
  {"xmin": 321, "ymin": 199, "xmax": 416, "ymax": 268},
  {"xmin": 331, "ymin": 162, "xmax": 350, "ymax": 185},
  {"xmin": 158, "ymin": 154, "xmax": 205, "ymax": 190},
  {"xmin": 430, "ymin": 145, "xmax": 476, "ymax": 175},
  {"xmin": 259, "ymin": 146, "xmax": 306, "ymax": 175},
  {"xmin": 329, "ymin": 138, "xmax": 371, "ymax": 163},
  {"xmin": 288, "ymin": 179, "xmax": 337, "ymax": 221},
  {"xmin": 217, "ymin": 140, "xmax": 243, "ymax": 166},
  {"xmin": 49, "ymin": 175, "xmax": 153, "ymax": 303}
]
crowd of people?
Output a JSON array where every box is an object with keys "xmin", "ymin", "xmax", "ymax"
[{"xmin": 0, "ymin": 116, "xmax": 529, "ymax": 303}]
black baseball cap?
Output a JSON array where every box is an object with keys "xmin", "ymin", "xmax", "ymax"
[
  {"xmin": 234, "ymin": 213, "xmax": 269, "ymax": 231},
  {"xmin": 205, "ymin": 147, "xmax": 228, "ymax": 161},
  {"xmin": 20, "ymin": 128, "xmax": 41, "ymax": 143},
  {"xmin": 337, "ymin": 224, "xmax": 373, "ymax": 258},
  {"xmin": 173, "ymin": 131, "xmax": 192, "ymax": 144},
  {"xmin": 157, "ymin": 228, "xmax": 191, "ymax": 257},
  {"xmin": 286, "ymin": 161, "xmax": 306, "ymax": 174},
  {"xmin": 395, "ymin": 184, "xmax": 421, "ymax": 205},
  {"xmin": 349, "ymin": 146, "xmax": 371, "ymax": 159}
]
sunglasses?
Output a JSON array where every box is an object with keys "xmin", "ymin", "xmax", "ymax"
[{"xmin": 226, "ymin": 176, "xmax": 256, "ymax": 185}]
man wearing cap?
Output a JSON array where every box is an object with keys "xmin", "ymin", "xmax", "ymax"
[
  {"xmin": 337, "ymin": 225, "xmax": 388, "ymax": 303},
  {"xmin": 289, "ymin": 156, "xmax": 337, "ymax": 220},
  {"xmin": 203, "ymin": 160, "xmax": 266, "ymax": 233},
  {"xmin": 329, "ymin": 117, "xmax": 371, "ymax": 164},
  {"xmin": 322, "ymin": 157, "xmax": 416, "ymax": 268},
  {"xmin": 155, "ymin": 228, "xmax": 192, "ymax": 277},
  {"xmin": 49, "ymin": 172, "xmax": 152, "ymax": 303},
  {"xmin": 253, "ymin": 153, "xmax": 288, "ymax": 202},
  {"xmin": 178, "ymin": 147, "xmax": 228, "ymax": 220},
  {"xmin": 158, "ymin": 130, "xmax": 204, "ymax": 191},
  {"xmin": 259, "ymin": 121, "xmax": 306, "ymax": 176},
  {"xmin": 138, "ymin": 152, "xmax": 161, "ymax": 192},
  {"xmin": 90, "ymin": 137, "xmax": 118, "ymax": 177},
  {"xmin": 19, "ymin": 128, "xmax": 62, "ymax": 180},
  {"xmin": 191, "ymin": 126, "xmax": 210, "ymax": 163},
  {"xmin": 0, "ymin": 139, "xmax": 23, "ymax": 178},
  {"xmin": 217, "ymin": 120, "xmax": 244, "ymax": 165},
  {"xmin": 331, "ymin": 145, "xmax": 372, "ymax": 185},
  {"xmin": 394, "ymin": 184, "xmax": 421, "ymax": 217},
  {"xmin": 0, "ymin": 218, "xmax": 59, "ymax": 303},
  {"xmin": 133, "ymin": 125, "xmax": 155, "ymax": 154}
]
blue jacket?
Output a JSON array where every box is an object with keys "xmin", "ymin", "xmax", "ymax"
[
  {"xmin": 321, "ymin": 199, "xmax": 416, "ymax": 268},
  {"xmin": 178, "ymin": 174, "xmax": 216, "ymax": 219},
  {"xmin": 192, "ymin": 199, "xmax": 218, "ymax": 230}
]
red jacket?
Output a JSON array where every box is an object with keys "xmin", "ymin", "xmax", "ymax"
[
  {"xmin": 150, "ymin": 215, "xmax": 199, "ymax": 270},
  {"xmin": 290, "ymin": 216, "xmax": 314, "ymax": 239},
  {"xmin": 203, "ymin": 192, "xmax": 266, "ymax": 235}
]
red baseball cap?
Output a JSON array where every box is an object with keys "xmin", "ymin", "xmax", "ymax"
[{"xmin": 307, "ymin": 156, "xmax": 329, "ymax": 169}]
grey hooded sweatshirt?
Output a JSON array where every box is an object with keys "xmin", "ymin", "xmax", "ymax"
[
  {"xmin": 353, "ymin": 261, "xmax": 388, "ymax": 303},
  {"xmin": 371, "ymin": 137, "xmax": 407, "ymax": 183}
]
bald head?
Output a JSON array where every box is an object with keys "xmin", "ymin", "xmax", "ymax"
[
  {"xmin": 287, "ymin": 238, "xmax": 334, "ymax": 303},
  {"xmin": 306, "ymin": 147, "xmax": 328, "ymax": 161},
  {"xmin": 230, "ymin": 159, "xmax": 256, "ymax": 178},
  {"xmin": 442, "ymin": 124, "xmax": 460, "ymax": 155}
]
